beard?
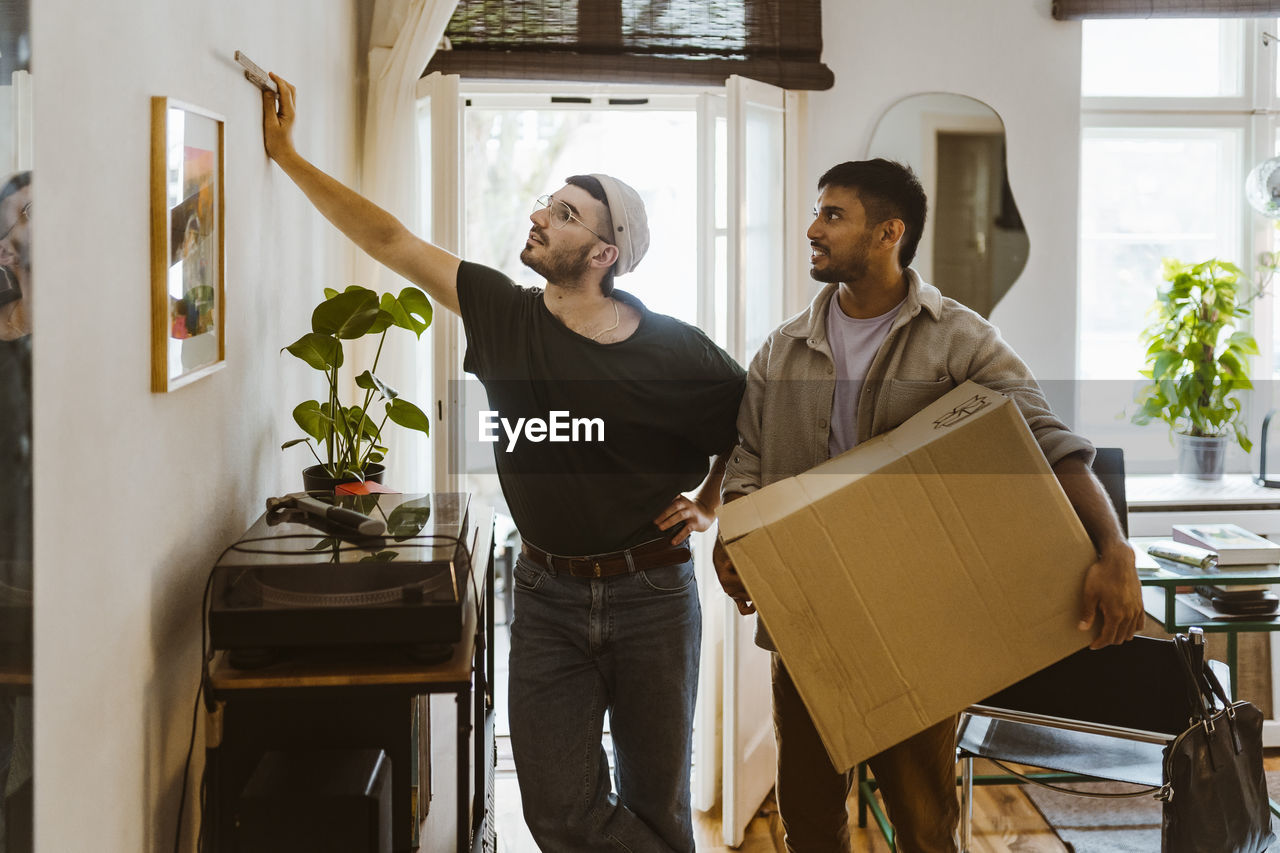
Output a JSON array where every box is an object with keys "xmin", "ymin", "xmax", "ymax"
[
  {"xmin": 809, "ymin": 231, "xmax": 872, "ymax": 283},
  {"xmin": 520, "ymin": 233, "xmax": 595, "ymax": 284},
  {"xmin": 809, "ymin": 258, "xmax": 867, "ymax": 284}
]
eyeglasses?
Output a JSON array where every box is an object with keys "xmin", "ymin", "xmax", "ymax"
[
  {"xmin": 0, "ymin": 202, "xmax": 30, "ymax": 244},
  {"xmin": 533, "ymin": 195, "xmax": 609, "ymax": 243}
]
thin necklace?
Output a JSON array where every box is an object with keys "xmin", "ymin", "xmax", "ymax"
[{"xmin": 589, "ymin": 298, "xmax": 620, "ymax": 342}]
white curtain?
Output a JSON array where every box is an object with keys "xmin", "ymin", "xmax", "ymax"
[{"xmin": 359, "ymin": 0, "xmax": 458, "ymax": 491}]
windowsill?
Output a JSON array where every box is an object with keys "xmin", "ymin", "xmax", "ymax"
[{"xmin": 1127, "ymin": 473, "xmax": 1280, "ymax": 511}]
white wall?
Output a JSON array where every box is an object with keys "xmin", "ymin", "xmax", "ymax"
[
  {"xmin": 812, "ymin": 0, "xmax": 1083, "ymax": 410},
  {"xmin": 31, "ymin": 2, "xmax": 362, "ymax": 849}
]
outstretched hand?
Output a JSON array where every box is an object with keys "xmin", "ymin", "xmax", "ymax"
[
  {"xmin": 262, "ymin": 72, "xmax": 297, "ymax": 163},
  {"xmin": 654, "ymin": 494, "xmax": 715, "ymax": 545}
]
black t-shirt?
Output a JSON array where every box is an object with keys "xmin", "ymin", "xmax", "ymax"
[{"xmin": 456, "ymin": 261, "xmax": 745, "ymax": 555}]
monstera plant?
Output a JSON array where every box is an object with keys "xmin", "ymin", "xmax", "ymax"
[
  {"xmin": 1132, "ymin": 258, "xmax": 1260, "ymax": 477},
  {"xmin": 283, "ymin": 284, "xmax": 433, "ymax": 488}
]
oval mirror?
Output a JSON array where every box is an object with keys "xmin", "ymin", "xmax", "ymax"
[{"xmin": 867, "ymin": 93, "xmax": 1027, "ymax": 318}]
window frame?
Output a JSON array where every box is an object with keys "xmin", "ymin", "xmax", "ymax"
[{"xmin": 1079, "ymin": 17, "xmax": 1252, "ymax": 107}]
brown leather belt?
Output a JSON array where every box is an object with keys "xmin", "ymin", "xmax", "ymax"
[{"xmin": 521, "ymin": 538, "xmax": 692, "ymax": 579}]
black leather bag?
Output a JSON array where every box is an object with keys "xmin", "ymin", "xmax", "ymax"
[{"xmin": 1160, "ymin": 633, "xmax": 1275, "ymax": 852}]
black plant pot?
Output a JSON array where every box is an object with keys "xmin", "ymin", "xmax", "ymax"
[{"xmin": 301, "ymin": 462, "xmax": 385, "ymax": 494}]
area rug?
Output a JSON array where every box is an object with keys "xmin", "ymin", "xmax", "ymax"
[{"xmin": 1021, "ymin": 771, "xmax": 1280, "ymax": 852}]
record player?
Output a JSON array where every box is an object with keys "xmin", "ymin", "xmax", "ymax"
[{"xmin": 208, "ymin": 492, "xmax": 472, "ymax": 667}]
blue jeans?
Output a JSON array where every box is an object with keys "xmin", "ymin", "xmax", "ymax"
[{"xmin": 508, "ymin": 553, "xmax": 700, "ymax": 852}]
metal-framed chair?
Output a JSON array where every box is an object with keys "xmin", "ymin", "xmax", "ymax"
[
  {"xmin": 856, "ymin": 637, "xmax": 1231, "ymax": 849},
  {"xmin": 956, "ymin": 630, "xmax": 1228, "ymax": 850}
]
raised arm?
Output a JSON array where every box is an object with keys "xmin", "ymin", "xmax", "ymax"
[{"xmin": 263, "ymin": 73, "xmax": 461, "ymax": 315}]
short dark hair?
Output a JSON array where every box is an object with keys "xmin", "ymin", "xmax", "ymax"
[
  {"xmin": 0, "ymin": 171, "xmax": 31, "ymax": 207},
  {"xmin": 565, "ymin": 174, "xmax": 616, "ymax": 297},
  {"xmin": 818, "ymin": 159, "xmax": 927, "ymax": 268}
]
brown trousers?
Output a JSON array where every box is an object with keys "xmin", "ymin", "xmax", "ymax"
[{"xmin": 772, "ymin": 656, "xmax": 960, "ymax": 853}]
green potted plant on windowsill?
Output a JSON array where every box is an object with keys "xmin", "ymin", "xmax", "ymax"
[
  {"xmin": 1132, "ymin": 257, "xmax": 1261, "ymax": 480},
  {"xmin": 282, "ymin": 284, "xmax": 433, "ymax": 491}
]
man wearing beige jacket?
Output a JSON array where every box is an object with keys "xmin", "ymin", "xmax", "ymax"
[{"xmin": 712, "ymin": 159, "xmax": 1144, "ymax": 853}]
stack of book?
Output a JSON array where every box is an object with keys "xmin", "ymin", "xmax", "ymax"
[{"xmin": 1171, "ymin": 523, "xmax": 1280, "ymax": 616}]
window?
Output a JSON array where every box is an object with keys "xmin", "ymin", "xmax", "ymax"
[
  {"xmin": 462, "ymin": 100, "xmax": 701, "ymax": 322},
  {"xmin": 1081, "ymin": 19, "xmax": 1244, "ymax": 98},
  {"xmin": 1076, "ymin": 18, "xmax": 1278, "ymax": 473}
]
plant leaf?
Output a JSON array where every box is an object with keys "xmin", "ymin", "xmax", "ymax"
[
  {"xmin": 392, "ymin": 287, "xmax": 433, "ymax": 338},
  {"xmin": 343, "ymin": 405, "xmax": 381, "ymax": 442},
  {"xmin": 283, "ymin": 332, "xmax": 342, "ymax": 371},
  {"xmin": 292, "ymin": 400, "xmax": 331, "ymax": 443},
  {"xmin": 366, "ymin": 308, "xmax": 395, "ymax": 335},
  {"xmin": 1228, "ymin": 331, "xmax": 1260, "ymax": 355},
  {"xmin": 1218, "ymin": 350, "xmax": 1245, "ymax": 378},
  {"xmin": 1150, "ymin": 349, "xmax": 1182, "ymax": 381},
  {"xmin": 312, "ymin": 287, "xmax": 381, "ymax": 339},
  {"xmin": 355, "ymin": 370, "xmax": 398, "ymax": 399},
  {"xmin": 386, "ymin": 398, "xmax": 431, "ymax": 435}
]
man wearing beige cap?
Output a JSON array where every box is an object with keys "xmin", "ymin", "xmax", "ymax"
[{"xmin": 262, "ymin": 74, "xmax": 744, "ymax": 852}]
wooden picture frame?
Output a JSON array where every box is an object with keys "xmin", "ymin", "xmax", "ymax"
[{"xmin": 150, "ymin": 97, "xmax": 225, "ymax": 392}]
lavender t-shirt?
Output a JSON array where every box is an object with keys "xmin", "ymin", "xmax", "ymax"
[{"xmin": 827, "ymin": 293, "xmax": 904, "ymax": 457}]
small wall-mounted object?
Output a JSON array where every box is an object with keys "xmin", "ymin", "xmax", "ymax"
[
  {"xmin": 150, "ymin": 97, "xmax": 225, "ymax": 392},
  {"xmin": 1246, "ymin": 155, "xmax": 1280, "ymax": 219},
  {"xmin": 1255, "ymin": 409, "xmax": 1280, "ymax": 488}
]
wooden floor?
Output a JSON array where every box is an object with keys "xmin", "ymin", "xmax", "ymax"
[
  {"xmin": 696, "ymin": 758, "xmax": 1068, "ymax": 853},
  {"xmin": 489, "ymin": 612, "xmax": 1275, "ymax": 851},
  {"xmin": 495, "ymin": 757, "xmax": 1069, "ymax": 852},
  {"xmin": 495, "ymin": 751, "xmax": 1280, "ymax": 851}
]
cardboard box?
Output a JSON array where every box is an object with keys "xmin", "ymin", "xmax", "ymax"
[{"xmin": 718, "ymin": 381, "xmax": 1097, "ymax": 772}]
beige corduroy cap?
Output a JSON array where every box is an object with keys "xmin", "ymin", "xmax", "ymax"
[{"xmin": 590, "ymin": 173, "xmax": 650, "ymax": 276}]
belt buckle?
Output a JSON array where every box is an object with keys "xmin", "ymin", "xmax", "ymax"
[{"xmin": 566, "ymin": 557, "xmax": 595, "ymax": 578}]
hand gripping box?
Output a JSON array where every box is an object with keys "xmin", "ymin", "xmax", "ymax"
[{"xmin": 718, "ymin": 381, "xmax": 1097, "ymax": 772}]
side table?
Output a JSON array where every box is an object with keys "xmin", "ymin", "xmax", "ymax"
[{"xmin": 204, "ymin": 509, "xmax": 495, "ymax": 853}]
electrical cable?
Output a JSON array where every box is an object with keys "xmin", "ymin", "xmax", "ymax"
[{"xmin": 172, "ymin": 539, "xmax": 231, "ymax": 853}]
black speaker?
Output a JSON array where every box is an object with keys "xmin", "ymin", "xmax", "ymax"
[{"xmin": 236, "ymin": 749, "xmax": 392, "ymax": 853}]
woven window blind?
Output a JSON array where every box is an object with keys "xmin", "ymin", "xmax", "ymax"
[
  {"xmin": 424, "ymin": 0, "xmax": 833, "ymax": 90},
  {"xmin": 1054, "ymin": 0, "xmax": 1280, "ymax": 18}
]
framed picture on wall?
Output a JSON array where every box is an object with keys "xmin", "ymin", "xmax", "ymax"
[{"xmin": 150, "ymin": 97, "xmax": 225, "ymax": 392}]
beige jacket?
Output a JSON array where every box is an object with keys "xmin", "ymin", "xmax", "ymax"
[{"xmin": 722, "ymin": 271, "xmax": 1093, "ymax": 497}]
